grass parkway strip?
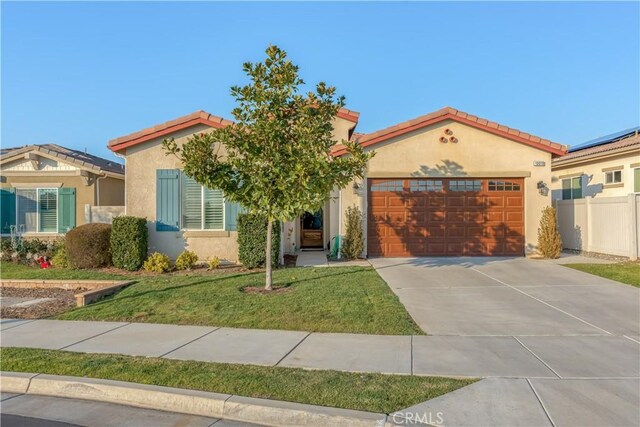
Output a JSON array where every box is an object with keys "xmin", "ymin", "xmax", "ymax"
[{"xmin": 0, "ymin": 347, "xmax": 475, "ymax": 414}]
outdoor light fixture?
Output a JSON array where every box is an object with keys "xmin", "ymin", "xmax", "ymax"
[
  {"xmin": 537, "ymin": 180, "xmax": 548, "ymax": 196},
  {"xmin": 352, "ymin": 181, "xmax": 361, "ymax": 194}
]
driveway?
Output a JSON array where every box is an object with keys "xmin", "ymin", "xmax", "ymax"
[
  {"xmin": 370, "ymin": 256, "xmax": 639, "ymax": 337},
  {"xmin": 370, "ymin": 256, "xmax": 640, "ymax": 426}
]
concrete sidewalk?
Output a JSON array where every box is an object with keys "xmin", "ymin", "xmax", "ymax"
[{"xmin": 2, "ymin": 319, "xmax": 639, "ymax": 426}]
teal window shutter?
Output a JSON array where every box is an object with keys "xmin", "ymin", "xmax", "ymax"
[
  {"xmin": 157, "ymin": 169, "xmax": 180, "ymax": 231},
  {"xmin": 224, "ymin": 201, "xmax": 245, "ymax": 231},
  {"xmin": 57, "ymin": 187, "xmax": 76, "ymax": 233},
  {"xmin": 0, "ymin": 188, "xmax": 16, "ymax": 234}
]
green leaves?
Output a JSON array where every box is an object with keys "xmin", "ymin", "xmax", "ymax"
[{"xmin": 164, "ymin": 44, "xmax": 373, "ymax": 223}]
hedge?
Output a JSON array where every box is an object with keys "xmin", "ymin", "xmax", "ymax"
[
  {"xmin": 110, "ymin": 216, "xmax": 148, "ymax": 271},
  {"xmin": 66, "ymin": 223, "xmax": 112, "ymax": 268},
  {"xmin": 237, "ymin": 213, "xmax": 280, "ymax": 269}
]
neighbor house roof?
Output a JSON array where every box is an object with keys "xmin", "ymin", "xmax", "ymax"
[
  {"xmin": 552, "ymin": 129, "xmax": 640, "ymax": 167},
  {"xmin": 0, "ymin": 144, "xmax": 125, "ymax": 177},
  {"xmin": 109, "ymin": 107, "xmax": 360, "ymax": 153},
  {"xmin": 331, "ymin": 107, "xmax": 567, "ymax": 156}
]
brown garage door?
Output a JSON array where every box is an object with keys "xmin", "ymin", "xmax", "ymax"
[{"xmin": 367, "ymin": 178, "xmax": 524, "ymax": 257}]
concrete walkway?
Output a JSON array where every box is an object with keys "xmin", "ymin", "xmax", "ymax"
[{"xmin": 294, "ymin": 251, "xmax": 328, "ymax": 267}]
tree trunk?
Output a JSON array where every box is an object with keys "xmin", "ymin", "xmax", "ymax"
[{"xmin": 265, "ymin": 219, "xmax": 273, "ymax": 291}]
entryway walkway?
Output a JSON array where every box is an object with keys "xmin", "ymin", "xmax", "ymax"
[{"xmin": 294, "ymin": 250, "xmax": 328, "ymax": 267}]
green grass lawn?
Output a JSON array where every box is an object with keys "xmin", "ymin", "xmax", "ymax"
[
  {"xmin": 1, "ymin": 262, "xmax": 422, "ymax": 334},
  {"xmin": 1, "ymin": 262, "xmax": 128, "ymax": 280},
  {"xmin": 563, "ymin": 262, "xmax": 640, "ymax": 288},
  {"xmin": 0, "ymin": 347, "xmax": 474, "ymax": 413}
]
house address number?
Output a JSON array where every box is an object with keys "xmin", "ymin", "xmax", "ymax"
[{"xmin": 533, "ymin": 161, "xmax": 546, "ymax": 167}]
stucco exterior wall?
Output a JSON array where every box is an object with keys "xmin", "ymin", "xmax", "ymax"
[
  {"xmin": 0, "ymin": 174, "xmax": 98, "ymax": 231},
  {"xmin": 550, "ymin": 150, "xmax": 640, "ymax": 199},
  {"xmin": 124, "ymin": 124, "xmax": 239, "ymax": 261},
  {"xmin": 97, "ymin": 176, "xmax": 125, "ymax": 206},
  {"xmin": 333, "ymin": 119, "xmax": 554, "ymax": 255}
]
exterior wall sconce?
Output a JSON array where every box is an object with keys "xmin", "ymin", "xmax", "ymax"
[
  {"xmin": 537, "ymin": 180, "xmax": 548, "ymax": 196},
  {"xmin": 352, "ymin": 181, "xmax": 362, "ymax": 194}
]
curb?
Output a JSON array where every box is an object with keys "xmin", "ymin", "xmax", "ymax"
[{"xmin": 0, "ymin": 371, "xmax": 404, "ymax": 426}]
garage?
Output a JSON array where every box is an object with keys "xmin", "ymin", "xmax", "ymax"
[{"xmin": 367, "ymin": 177, "xmax": 524, "ymax": 257}]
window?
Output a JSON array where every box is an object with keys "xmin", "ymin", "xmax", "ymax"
[
  {"xmin": 370, "ymin": 180, "xmax": 403, "ymax": 192},
  {"xmin": 488, "ymin": 180, "xmax": 521, "ymax": 191},
  {"xmin": 410, "ymin": 180, "xmax": 443, "ymax": 192},
  {"xmin": 561, "ymin": 176, "xmax": 582, "ymax": 200},
  {"xmin": 604, "ymin": 170, "xmax": 622, "ymax": 185},
  {"xmin": 449, "ymin": 180, "xmax": 482, "ymax": 192},
  {"xmin": 635, "ymin": 168, "xmax": 640, "ymax": 193},
  {"xmin": 15, "ymin": 188, "xmax": 58, "ymax": 233},
  {"xmin": 181, "ymin": 175, "xmax": 224, "ymax": 230}
]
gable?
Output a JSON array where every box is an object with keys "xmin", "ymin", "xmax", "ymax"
[{"xmin": 3, "ymin": 157, "xmax": 79, "ymax": 172}]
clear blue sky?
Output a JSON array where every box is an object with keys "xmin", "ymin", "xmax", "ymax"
[{"xmin": 2, "ymin": 2, "xmax": 639, "ymax": 162}]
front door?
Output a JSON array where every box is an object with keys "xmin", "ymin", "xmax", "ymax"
[{"xmin": 301, "ymin": 210, "xmax": 323, "ymax": 248}]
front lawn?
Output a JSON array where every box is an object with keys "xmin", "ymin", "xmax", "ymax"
[
  {"xmin": 563, "ymin": 262, "xmax": 640, "ymax": 287},
  {"xmin": 47, "ymin": 266, "xmax": 423, "ymax": 334},
  {"xmin": 1, "ymin": 262, "xmax": 128, "ymax": 280},
  {"xmin": 0, "ymin": 347, "xmax": 473, "ymax": 413}
]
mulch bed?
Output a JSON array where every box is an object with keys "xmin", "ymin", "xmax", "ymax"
[
  {"xmin": 283, "ymin": 254, "xmax": 297, "ymax": 267},
  {"xmin": 0, "ymin": 287, "xmax": 86, "ymax": 319}
]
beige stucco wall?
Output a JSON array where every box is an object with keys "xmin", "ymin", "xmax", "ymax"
[
  {"xmin": 124, "ymin": 124, "xmax": 239, "ymax": 261},
  {"xmin": 550, "ymin": 150, "xmax": 640, "ymax": 199},
  {"xmin": 334, "ymin": 119, "xmax": 555, "ymax": 255},
  {"xmin": 0, "ymin": 173, "xmax": 99, "ymax": 232},
  {"xmin": 97, "ymin": 176, "xmax": 125, "ymax": 206}
]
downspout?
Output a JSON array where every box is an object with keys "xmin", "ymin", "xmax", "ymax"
[{"xmin": 95, "ymin": 173, "xmax": 108, "ymax": 206}]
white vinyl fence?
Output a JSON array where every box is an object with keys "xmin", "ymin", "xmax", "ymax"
[{"xmin": 555, "ymin": 194, "xmax": 639, "ymax": 260}]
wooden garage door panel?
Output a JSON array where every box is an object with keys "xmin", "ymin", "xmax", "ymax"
[{"xmin": 368, "ymin": 178, "xmax": 524, "ymax": 257}]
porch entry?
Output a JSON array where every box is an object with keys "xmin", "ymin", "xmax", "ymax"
[{"xmin": 300, "ymin": 210, "xmax": 323, "ymax": 249}]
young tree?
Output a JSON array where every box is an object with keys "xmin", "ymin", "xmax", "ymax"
[{"xmin": 164, "ymin": 45, "xmax": 372, "ymax": 290}]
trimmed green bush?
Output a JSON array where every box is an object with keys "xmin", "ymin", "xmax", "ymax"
[
  {"xmin": 341, "ymin": 205, "xmax": 364, "ymax": 260},
  {"xmin": 143, "ymin": 252, "xmax": 171, "ymax": 273},
  {"xmin": 66, "ymin": 223, "xmax": 112, "ymax": 268},
  {"xmin": 111, "ymin": 216, "xmax": 148, "ymax": 271},
  {"xmin": 52, "ymin": 245, "xmax": 70, "ymax": 269},
  {"xmin": 237, "ymin": 214, "xmax": 280, "ymax": 269},
  {"xmin": 175, "ymin": 250, "xmax": 198, "ymax": 270}
]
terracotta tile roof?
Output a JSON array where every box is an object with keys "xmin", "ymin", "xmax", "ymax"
[
  {"xmin": 331, "ymin": 107, "xmax": 567, "ymax": 156},
  {"xmin": 1, "ymin": 144, "xmax": 125, "ymax": 176},
  {"xmin": 109, "ymin": 107, "xmax": 360, "ymax": 153},
  {"xmin": 553, "ymin": 132, "xmax": 639, "ymax": 165},
  {"xmin": 108, "ymin": 110, "xmax": 234, "ymax": 153}
]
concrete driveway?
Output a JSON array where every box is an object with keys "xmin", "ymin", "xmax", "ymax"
[
  {"xmin": 370, "ymin": 256, "xmax": 640, "ymax": 426},
  {"xmin": 370, "ymin": 256, "xmax": 639, "ymax": 337}
]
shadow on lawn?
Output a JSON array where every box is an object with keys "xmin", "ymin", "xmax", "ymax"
[{"xmin": 71, "ymin": 267, "xmax": 371, "ymax": 310}]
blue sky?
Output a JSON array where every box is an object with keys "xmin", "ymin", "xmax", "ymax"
[{"xmin": 2, "ymin": 2, "xmax": 639, "ymax": 162}]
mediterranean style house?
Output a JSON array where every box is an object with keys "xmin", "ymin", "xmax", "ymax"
[
  {"xmin": 0, "ymin": 144, "xmax": 125, "ymax": 237},
  {"xmin": 108, "ymin": 107, "xmax": 567, "ymax": 261},
  {"xmin": 550, "ymin": 127, "xmax": 640, "ymax": 200}
]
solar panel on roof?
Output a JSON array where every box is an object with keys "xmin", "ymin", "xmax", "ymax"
[{"xmin": 569, "ymin": 126, "xmax": 640, "ymax": 152}]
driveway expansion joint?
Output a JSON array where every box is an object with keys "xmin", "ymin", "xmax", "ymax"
[
  {"xmin": 527, "ymin": 378, "xmax": 556, "ymax": 427},
  {"xmin": 513, "ymin": 336, "xmax": 562, "ymax": 379}
]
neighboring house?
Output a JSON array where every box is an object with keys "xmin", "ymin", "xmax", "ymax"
[
  {"xmin": 109, "ymin": 107, "xmax": 566, "ymax": 261},
  {"xmin": 0, "ymin": 144, "xmax": 125, "ymax": 238},
  {"xmin": 550, "ymin": 127, "xmax": 640, "ymax": 200}
]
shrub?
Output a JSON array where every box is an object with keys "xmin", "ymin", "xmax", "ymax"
[
  {"xmin": 538, "ymin": 206, "xmax": 563, "ymax": 259},
  {"xmin": 111, "ymin": 216, "xmax": 148, "ymax": 271},
  {"xmin": 208, "ymin": 256, "xmax": 221, "ymax": 270},
  {"xmin": 65, "ymin": 223, "xmax": 112, "ymax": 268},
  {"xmin": 237, "ymin": 213, "xmax": 280, "ymax": 269},
  {"xmin": 52, "ymin": 245, "xmax": 70, "ymax": 269},
  {"xmin": 175, "ymin": 250, "xmax": 198, "ymax": 270},
  {"xmin": 143, "ymin": 252, "xmax": 171, "ymax": 273},
  {"xmin": 341, "ymin": 205, "xmax": 364, "ymax": 260}
]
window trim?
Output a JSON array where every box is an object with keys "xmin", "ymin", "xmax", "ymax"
[
  {"xmin": 180, "ymin": 175, "xmax": 225, "ymax": 231},
  {"xmin": 603, "ymin": 169, "xmax": 623, "ymax": 186},
  {"xmin": 14, "ymin": 187, "xmax": 59, "ymax": 234}
]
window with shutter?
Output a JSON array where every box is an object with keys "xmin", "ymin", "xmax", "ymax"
[
  {"xmin": 204, "ymin": 188, "xmax": 224, "ymax": 230},
  {"xmin": 179, "ymin": 173, "xmax": 225, "ymax": 230},
  {"xmin": 16, "ymin": 189, "xmax": 38, "ymax": 232},
  {"xmin": 38, "ymin": 189, "xmax": 57, "ymax": 232},
  {"xmin": 181, "ymin": 176, "xmax": 203, "ymax": 229}
]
